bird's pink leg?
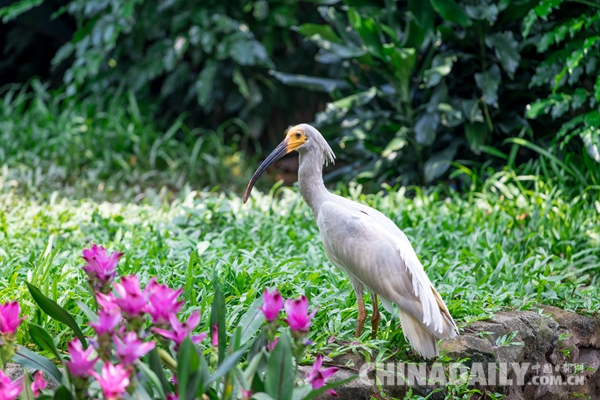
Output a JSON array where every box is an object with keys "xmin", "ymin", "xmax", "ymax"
[
  {"xmin": 352, "ymin": 280, "xmax": 366, "ymax": 338},
  {"xmin": 355, "ymin": 295, "xmax": 367, "ymax": 338},
  {"xmin": 370, "ymin": 293, "xmax": 381, "ymax": 339}
]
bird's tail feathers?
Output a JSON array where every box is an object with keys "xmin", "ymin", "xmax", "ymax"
[
  {"xmin": 397, "ymin": 309, "xmax": 438, "ymax": 359},
  {"xmin": 430, "ymin": 286, "xmax": 459, "ymax": 339}
]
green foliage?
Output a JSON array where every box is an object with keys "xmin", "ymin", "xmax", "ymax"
[
  {"xmin": 27, "ymin": 0, "xmax": 312, "ymax": 133},
  {"xmin": 274, "ymin": 0, "xmax": 538, "ymax": 187},
  {"xmin": 523, "ymin": 0, "xmax": 600, "ymax": 164},
  {"xmin": 0, "ymin": 80, "xmax": 255, "ymax": 199}
]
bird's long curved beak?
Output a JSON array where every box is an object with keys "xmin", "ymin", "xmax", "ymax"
[{"xmin": 242, "ymin": 138, "xmax": 290, "ymax": 204}]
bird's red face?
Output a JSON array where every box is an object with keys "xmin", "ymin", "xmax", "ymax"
[{"xmin": 242, "ymin": 125, "xmax": 308, "ymax": 204}]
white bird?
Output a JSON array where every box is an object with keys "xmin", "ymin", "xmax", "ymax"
[{"xmin": 243, "ymin": 124, "xmax": 458, "ymax": 358}]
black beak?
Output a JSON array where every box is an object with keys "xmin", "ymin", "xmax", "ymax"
[{"xmin": 243, "ymin": 139, "xmax": 289, "ymax": 204}]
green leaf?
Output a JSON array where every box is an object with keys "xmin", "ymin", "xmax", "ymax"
[
  {"xmin": 19, "ymin": 372, "xmax": 34, "ymax": 400},
  {"xmin": 460, "ymin": 99, "xmax": 484, "ymax": 123},
  {"xmin": 503, "ymin": 138, "xmax": 587, "ymax": 185},
  {"xmin": 424, "ymin": 142, "xmax": 460, "ymax": 182},
  {"xmin": 406, "ymin": 0, "xmax": 434, "ymax": 48},
  {"xmin": 465, "ymin": 122, "xmax": 488, "ymax": 154},
  {"xmin": 26, "ymin": 282, "xmax": 87, "ymax": 348},
  {"xmin": 75, "ymin": 300, "xmax": 98, "ymax": 323},
  {"xmin": 238, "ymin": 296, "xmax": 265, "ymax": 344},
  {"xmin": 296, "ymin": 24, "xmax": 341, "ymax": 43},
  {"xmin": 27, "ymin": 323, "xmax": 62, "ymax": 361},
  {"xmin": 210, "ymin": 271, "xmax": 226, "ymax": 364},
  {"xmin": 177, "ymin": 337, "xmax": 200, "ymax": 400},
  {"xmin": 485, "ymin": 32, "xmax": 520, "ymax": 78},
  {"xmin": 0, "ymin": 0, "xmax": 43, "ymax": 22},
  {"xmin": 525, "ymin": 98, "xmax": 553, "ymax": 119},
  {"xmin": 414, "ymin": 112, "xmax": 439, "ymax": 146},
  {"xmin": 347, "ymin": 9, "xmax": 384, "ymax": 59},
  {"xmin": 136, "ymin": 360, "xmax": 166, "ymax": 399},
  {"xmin": 465, "ymin": 3, "xmax": 498, "ymax": 22},
  {"xmin": 430, "ymin": 0, "xmax": 472, "ymax": 27},
  {"xmin": 475, "ymin": 64, "xmax": 501, "ymax": 105},
  {"xmin": 522, "ymin": 9, "xmax": 538, "ymax": 38},
  {"xmin": 572, "ymin": 88, "xmax": 588, "ymax": 110},
  {"xmin": 147, "ymin": 348, "xmax": 171, "ymax": 394},
  {"xmin": 13, "ymin": 346, "xmax": 62, "ymax": 384},
  {"xmin": 534, "ymin": 0, "xmax": 563, "ymax": 18},
  {"xmin": 52, "ymin": 386, "xmax": 74, "ymax": 400},
  {"xmin": 423, "ymin": 54, "xmax": 456, "ymax": 88},
  {"xmin": 206, "ymin": 344, "xmax": 249, "ymax": 385},
  {"xmin": 480, "ymin": 145, "xmax": 508, "ymax": 160},
  {"xmin": 309, "ymin": 35, "xmax": 366, "ymax": 58},
  {"xmin": 196, "ymin": 61, "xmax": 217, "ymax": 110},
  {"xmin": 265, "ymin": 331, "xmax": 294, "ymax": 400},
  {"xmin": 269, "ymin": 71, "xmax": 349, "ymax": 93},
  {"xmin": 580, "ymin": 125, "xmax": 600, "ymax": 162}
]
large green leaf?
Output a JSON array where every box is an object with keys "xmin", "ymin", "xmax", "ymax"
[
  {"xmin": 13, "ymin": 346, "xmax": 62, "ymax": 384},
  {"xmin": 205, "ymin": 344, "xmax": 249, "ymax": 385},
  {"xmin": 347, "ymin": 9, "xmax": 384, "ymax": 59},
  {"xmin": 265, "ymin": 331, "xmax": 294, "ymax": 400},
  {"xmin": 27, "ymin": 323, "xmax": 62, "ymax": 361},
  {"xmin": 52, "ymin": 386, "xmax": 74, "ymax": 400},
  {"xmin": 177, "ymin": 337, "xmax": 200, "ymax": 400},
  {"xmin": 485, "ymin": 32, "xmax": 521, "ymax": 78},
  {"xmin": 474, "ymin": 64, "xmax": 501, "ymax": 105},
  {"xmin": 238, "ymin": 296, "xmax": 265, "ymax": 345},
  {"xmin": 414, "ymin": 113, "xmax": 440, "ymax": 146},
  {"xmin": 430, "ymin": 0, "xmax": 472, "ymax": 27},
  {"xmin": 424, "ymin": 54, "xmax": 456, "ymax": 88},
  {"xmin": 26, "ymin": 282, "xmax": 87, "ymax": 348},
  {"xmin": 210, "ymin": 271, "xmax": 226, "ymax": 364},
  {"xmin": 147, "ymin": 348, "xmax": 171, "ymax": 394},
  {"xmin": 424, "ymin": 142, "xmax": 460, "ymax": 182},
  {"xmin": 465, "ymin": 122, "xmax": 488, "ymax": 154}
]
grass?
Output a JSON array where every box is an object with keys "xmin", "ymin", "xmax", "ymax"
[
  {"xmin": 2, "ymin": 83, "xmax": 599, "ymax": 398},
  {"xmin": 1, "ymin": 170, "xmax": 598, "ymax": 371},
  {"xmin": 0, "ymin": 79, "xmax": 256, "ymax": 201}
]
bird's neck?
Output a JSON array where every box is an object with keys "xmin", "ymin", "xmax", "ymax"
[{"xmin": 298, "ymin": 150, "xmax": 329, "ymax": 214}]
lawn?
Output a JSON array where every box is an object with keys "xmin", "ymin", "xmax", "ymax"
[{"xmin": 2, "ymin": 168, "xmax": 598, "ymax": 371}]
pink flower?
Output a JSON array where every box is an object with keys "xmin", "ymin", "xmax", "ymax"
[
  {"xmin": 211, "ymin": 323, "xmax": 218, "ymax": 347},
  {"xmin": 114, "ymin": 332, "xmax": 156, "ymax": 365},
  {"xmin": 0, "ymin": 301, "xmax": 23, "ymax": 336},
  {"xmin": 166, "ymin": 394, "xmax": 178, "ymax": 400},
  {"xmin": 145, "ymin": 278, "xmax": 184, "ymax": 326},
  {"xmin": 152, "ymin": 311, "xmax": 207, "ymax": 349},
  {"xmin": 96, "ymin": 292, "xmax": 119, "ymax": 311},
  {"xmin": 260, "ymin": 289, "xmax": 283, "ymax": 322},
  {"xmin": 284, "ymin": 296, "xmax": 316, "ymax": 332},
  {"xmin": 307, "ymin": 355, "xmax": 339, "ymax": 397},
  {"xmin": 114, "ymin": 275, "xmax": 148, "ymax": 316},
  {"xmin": 241, "ymin": 389, "xmax": 252, "ymax": 400},
  {"xmin": 82, "ymin": 245, "xmax": 122, "ymax": 287},
  {"xmin": 267, "ymin": 337, "xmax": 279, "ymax": 352},
  {"xmin": 66, "ymin": 338, "xmax": 98, "ymax": 378},
  {"xmin": 90, "ymin": 362, "xmax": 130, "ymax": 400},
  {"xmin": 90, "ymin": 307, "xmax": 121, "ymax": 336},
  {"xmin": 0, "ymin": 370, "xmax": 22, "ymax": 400},
  {"xmin": 31, "ymin": 371, "xmax": 46, "ymax": 396}
]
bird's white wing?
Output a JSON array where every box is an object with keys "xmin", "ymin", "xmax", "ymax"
[{"xmin": 316, "ymin": 196, "xmax": 457, "ymax": 338}]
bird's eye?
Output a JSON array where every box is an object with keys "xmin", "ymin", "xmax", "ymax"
[{"xmin": 295, "ymin": 131, "xmax": 302, "ymax": 139}]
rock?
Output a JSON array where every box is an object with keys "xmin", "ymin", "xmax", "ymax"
[
  {"xmin": 4, "ymin": 363, "xmax": 60, "ymax": 391},
  {"xmin": 318, "ymin": 307, "xmax": 600, "ymax": 400}
]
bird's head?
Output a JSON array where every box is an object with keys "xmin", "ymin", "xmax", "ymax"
[{"xmin": 242, "ymin": 123, "xmax": 335, "ymax": 203}]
